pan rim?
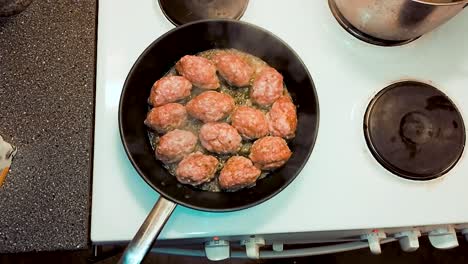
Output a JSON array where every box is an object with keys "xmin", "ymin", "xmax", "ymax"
[{"xmin": 118, "ymin": 18, "xmax": 320, "ymax": 212}]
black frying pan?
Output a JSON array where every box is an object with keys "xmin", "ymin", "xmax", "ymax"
[{"xmin": 118, "ymin": 20, "xmax": 319, "ymax": 263}]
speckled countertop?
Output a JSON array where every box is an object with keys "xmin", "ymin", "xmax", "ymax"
[{"xmin": 0, "ymin": 1, "xmax": 95, "ymax": 253}]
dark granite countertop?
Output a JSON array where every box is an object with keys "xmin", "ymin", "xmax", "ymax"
[{"xmin": 0, "ymin": 1, "xmax": 96, "ymax": 253}]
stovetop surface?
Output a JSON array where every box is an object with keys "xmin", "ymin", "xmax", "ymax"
[{"xmin": 91, "ymin": 0, "xmax": 468, "ymax": 243}]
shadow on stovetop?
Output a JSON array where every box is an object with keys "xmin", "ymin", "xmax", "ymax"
[
  {"xmin": 1, "ymin": 236, "xmax": 468, "ymax": 264},
  {"xmin": 327, "ymin": 9, "xmax": 468, "ymax": 87}
]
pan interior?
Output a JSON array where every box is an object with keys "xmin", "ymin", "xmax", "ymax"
[{"xmin": 119, "ymin": 20, "xmax": 319, "ymax": 211}]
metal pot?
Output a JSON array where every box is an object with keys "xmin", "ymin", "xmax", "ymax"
[{"xmin": 331, "ymin": 0, "xmax": 468, "ymax": 41}]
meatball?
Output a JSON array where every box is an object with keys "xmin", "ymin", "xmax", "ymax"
[
  {"xmin": 231, "ymin": 106, "xmax": 269, "ymax": 139},
  {"xmin": 176, "ymin": 152, "xmax": 219, "ymax": 186},
  {"xmin": 176, "ymin": 55, "xmax": 220, "ymax": 90},
  {"xmin": 251, "ymin": 67, "xmax": 284, "ymax": 106},
  {"xmin": 155, "ymin": 129, "xmax": 197, "ymax": 164},
  {"xmin": 144, "ymin": 103, "xmax": 187, "ymax": 133},
  {"xmin": 219, "ymin": 156, "xmax": 261, "ymax": 190},
  {"xmin": 149, "ymin": 76, "xmax": 192, "ymax": 106},
  {"xmin": 213, "ymin": 52, "xmax": 253, "ymax": 87},
  {"xmin": 199, "ymin": 122, "xmax": 242, "ymax": 154},
  {"xmin": 249, "ymin": 136, "xmax": 292, "ymax": 170},
  {"xmin": 186, "ymin": 91, "xmax": 235, "ymax": 123},
  {"xmin": 267, "ymin": 96, "xmax": 297, "ymax": 139}
]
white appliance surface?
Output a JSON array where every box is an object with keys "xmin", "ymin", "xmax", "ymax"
[{"xmin": 91, "ymin": 0, "xmax": 468, "ymax": 243}]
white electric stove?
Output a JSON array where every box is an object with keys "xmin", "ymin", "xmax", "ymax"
[{"xmin": 91, "ymin": 0, "xmax": 468, "ymax": 258}]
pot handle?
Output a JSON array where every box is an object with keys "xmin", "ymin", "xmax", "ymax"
[{"xmin": 118, "ymin": 197, "xmax": 177, "ymax": 264}]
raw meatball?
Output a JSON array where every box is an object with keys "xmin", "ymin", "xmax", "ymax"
[
  {"xmin": 267, "ymin": 96, "xmax": 297, "ymax": 139},
  {"xmin": 251, "ymin": 67, "xmax": 284, "ymax": 106},
  {"xmin": 213, "ymin": 52, "xmax": 253, "ymax": 87},
  {"xmin": 249, "ymin": 136, "xmax": 292, "ymax": 170},
  {"xmin": 199, "ymin": 122, "xmax": 242, "ymax": 154},
  {"xmin": 149, "ymin": 76, "xmax": 192, "ymax": 106},
  {"xmin": 176, "ymin": 55, "xmax": 220, "ymax": 90},
  {"xmin": 144, "ymin": 103, "xmax": 187, "ymax": 133},
  {"xmin": 155, "ymin": 129, "xmax": 197, "ymax": 164},
  {"xmin": 186, "ymin": 91, "xmax": 235, "ymax": 123},
  {"xmin": 231, "ymin": 106, "xmax": 269, "ymax": 139},
  {"xmin": 176, "ymin": 152, "xmax": 219, "ymax": 186},
  {"xmin": 219, "ymin": 156, "xmax": 261, "ymax": 190}
]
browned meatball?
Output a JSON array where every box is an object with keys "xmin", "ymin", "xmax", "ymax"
[
  {"xmin": 213, "ymin": 52, "xmax": 253, "ymax": 87},
  {"xmin": 267, "ymin": 96, "xmax": 297, "ymax": 139},
  {"xmin": 199, "ymin": 122, "xmax": 242, "ymax": 154},
  {"xmin": 176, "ymin": 152, "xmax": 219, "ymax": 186},
  {"xmin": 176, "ymin": 55, "xmax": 220, "ymax": 90},
  {"xmin": 186, "ymin": 91, "xmax": 235, "ymax": 123},
  {"xmin": 231, "ymin": 106, "xmax": 269, "ymax": 139},
  {"xmin": 149, "ymin": 76, "xmax": 192, "ymax": 106},
  {"xmin": 144, "ymin": 103, "xmax": 187, "ymax": 133},
  {"xmin": 219, "ymin": 156, "xmax": 261, "ymax": 190},
  {"xmin": 251, "ymin": 67, "xmax": 284, "ymax": 106},
  {"xmin": 155, "ymin": 129, "xmax": 197, "ymax": 164},
  {"xmin": 249, "ymin": 136, "xmax": 292, "ymax": 170}
]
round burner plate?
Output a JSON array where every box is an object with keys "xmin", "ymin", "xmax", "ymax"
[
  {"xmin": 159, "ymin": 0, "xmax": 249, "ymax": 26},
  {"xmin": 364, "ymin": 81, "xmax": 465, "ymax": 180}
]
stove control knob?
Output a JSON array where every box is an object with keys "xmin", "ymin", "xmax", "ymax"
[
  {"xmin": 204, "ymin": 239, "xmax": 230, "ymax": 261},
  {"xmin": 361, "ymin": 230, "xmax": 386, "ymax": 255},
  {"xmin": 241, "ymin": 237, "xmax": 265, "ymax": 259},
  {"xmin": 461, "ymin": 229, "xmax": 468, "ymax": 241},
  {"xmin": 394, "ymin": 230, "xmax": 421, "ymax": 252},
  {"xmin": 428, "ymin": 226, "xmax": 458, "ymax": 249},
  {"xmin": 272, "ymin": 243, "xmax": 284, "ymax": 252}
]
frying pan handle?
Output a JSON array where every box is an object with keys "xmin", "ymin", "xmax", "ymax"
[{"xmin": 118, "ymin": 197, "xmax": 177, "ymax": 264}]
